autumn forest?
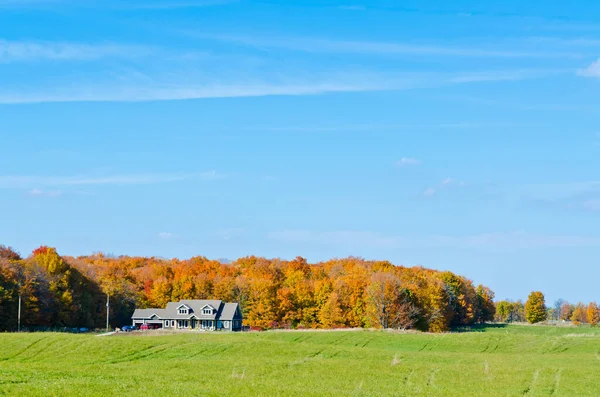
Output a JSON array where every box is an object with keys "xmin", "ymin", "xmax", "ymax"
[{"xmin": 0, "ymin": 244, "xmax": 498, "ymax": 332}]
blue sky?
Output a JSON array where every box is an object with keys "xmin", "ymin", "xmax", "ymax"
[{"xmin": 1, "ymin": 0, "xmax": 600, "ymax": 304}]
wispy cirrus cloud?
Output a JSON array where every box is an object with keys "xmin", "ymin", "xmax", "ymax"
[
  {"xmin": 0, "ymin": 0, "xmax": 59, "ymax": 6},
  {"xmin": 423, "ymin": 177, "xmax": 466, "ymax": 197},
  {"xmin": 521, "ymin": 180, "xmax": 600, "ymax": 201},
  {"xmin": 396, "ymin": 157, "xmax": 422, "ymax": 166},
  {"xmin": 216, "ymin": 228, "xmax": 245, "ymax": 240},
  {"xmin": 583, "ymin": 199, "xmax": 600, "ymax": 212},
  {"xmin": 0, "ymin": 0, "xmax": 236, "ymax": 9},
  {"xmin": 577, "ymin": 58, "xmax": 600, "ymax": 77},
  {"xmin": 0, "ymin": 40, "xmax": 154, "ymax": 63},
  {"xmin": 28, "ymin": 188, "xmax": 62, "ymax": 197},
  {"xmin": 193, "ymin": 33, "xmax": 581, "ymax": 59},
  {"xmin": 0, "ymin": 68, "xmax": 560, "ymax": 104},
  {"xmin": 119, "ymin": 0, "xmax": 237, "ymax": 9},
  {"xmin": 269, "ymin": 229, "xmax": 600, "ymax": 249},
  {"xmin": 0, "ymin": 171, "xmax": 222, "ymax": 188},
  {"xmin": 338, "ymin": 5, "xmax": 366, "ymax": 11}
]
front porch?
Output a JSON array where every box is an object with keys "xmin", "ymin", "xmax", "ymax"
[{"xmin": 173, "ymin": 319, "xmax": 231, "ymax": 331}]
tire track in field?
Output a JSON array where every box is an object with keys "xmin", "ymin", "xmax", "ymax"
[
  {"xmin": 359, "ymin": 335, "xmax": 375, "ymax": 348},
  {"xmin": 522, "ymin": 369, "xmax": 540, "ymax": 396},
  {"xmin": 0, "ymin": 337, "xmax": 45, "ymax": 361},
  {"xmin": 481, "ymin": 336, "xmax": 500, "ymax": 353},
  {"xmin": 549, "ymin": 369, "xmax": 562, "ymax": 396},
  {"xmin": 308, "ymin": 348, "xmax": 324, "ymax": 358},
  {"xmin": 183, "ymin": 346, "xmax": 210, "ymax": 360},
  {"xmin": 427, "ymin": 369, "xmax": 440, "ymax": 389},
  {"xmin": 125, "ymin": 344, "xmax": 181, "ymax": 362},
  {"xmin": 481, "ymin": 336, "xmax": 493, "ymax": 353},
  {"xmin": 547, "ymin": 339, "xmax": 569, "ymax": 354},
  {"xmin": 20, "ymin": 338, "xmax": 60, "ymax": 361},
  {"xmin": 329, "ymin": 334, "xmax": 349, "ymax": 346},
  {"xmin": 292, "ymin": 335, "xmax": 311, "ymax": 344},
  {"xmin": 46, "ymin": 339, "xmax": 96, "ymax": 361},
  {"xmin": 491, "ymin": 337, "xmax": 500, "ymax": 353},
  {"xmin": 106, "ymin": 343, "xmax": 170, "ymax": 364},
  {"xmin": 206, "ymin": 344, "xmax": 233, "ymax": 357},
  {"xmin": 427, "ymin": 336, "xmax": 443, "ymax": 352},
  {"xmin": 403, "ymin": 369, "xmax": 415, "ymax": 387}
]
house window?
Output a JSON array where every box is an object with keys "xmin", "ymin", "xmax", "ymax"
[
  {"xmin": 224, "ymin": 321, "xmax": 229, "ymax": 328},
  {"xmin": 178, "ymin": 308, "xmax": 188, "ymax": 315},
  {"xmin": 171, "ymin": 320, "xmax": 176, "ymax": 327},
  {"xmin": 164, "ymin": 320, "xmax": 170, "ymax": 327},
  {"xmin": 203, "ymin": 308, "xmax": 212, "ymax": 315}
]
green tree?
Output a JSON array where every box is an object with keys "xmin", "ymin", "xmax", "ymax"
[{"xmin": 525, "ymin": 291, "xmax": 547, "ymax": 324}]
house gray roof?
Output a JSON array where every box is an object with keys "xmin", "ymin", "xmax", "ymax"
[
  {"xmin": 220, "ymin": 303, "xmax": 241, "ymax": 321},
  {"xmin": 130, "ymin": 308, "xmax": 167, "ymax": 319},
  {"xmin": 132, "ymin": 300, "xmax": 242, "ymax": 321}
]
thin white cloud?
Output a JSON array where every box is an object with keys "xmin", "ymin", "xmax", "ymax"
[
  {"xmin": 424, "ymin": 177, "xmax": 466, "ymax": 197},
  {"xmin": 216, "ymin": 228, "xmax": 245, "ymax": 240},
  {"xmin": 0, "ymin": 0, "xmax": 236, "ymax": 8},
  {"xmin": 0, "ymin": 69, "xmax": 558, "ymax": 104},
  {"xmin": 0, "ymin": 81, "xmax": 395, "ymax": 104},
  {"xmin": 396, "ymin": 157, "xmax": 421, "ymax": 166},
  {"xmin": 0, "ymin": 0, "xmax": 59, "ymax": 6},
  {"xmin": 583, "ymin": 199, "xmax": 600, "ymax": 212},
  {"xmin": 338, "ymin": 5, "xmax": 366, "ymax": 11},
  {"xmin": 423, "ymin": 187, "xmax": 437, "ymax": 197},
  {"xmin": 577, "ymin": 59, "xmax": 600, "ymax": 77},
  {"xmin": 119, "ymin": 0, "xmax": 237, "ymax": 9},
  {"xmin": 522, "ymin": 181, "xmax": 600, "ymax": 201},
  {"xmin": 194, "ymin": 33, "xmax": 581, "ymax": 58},
  {"xmin": 0, "ymin": 40, "xmax": 154, "ymax": 63},
  {"xmin": 28, "ymin": 188, "xmax": 62, "ymax": 197},
  {"xmin": 0, "ymin": 171, "xmax": 221, "ymax": 188},
  {"xmin": 269, "ymin": 230, "xmax": 402, "ymax": 248},
  {"xmin": 269, "ymin": 229, "xmax": 600, "ymax": 249},
  {"xmin": 158, "ymin": 232, "xmax": 173, "ymax": 239},
  {"xmin": 246, "ymin": 121, "xmax": 543, "ymax": 132}
]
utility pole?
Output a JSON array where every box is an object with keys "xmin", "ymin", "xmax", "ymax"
[
  {"xmin": 106, "ymin": 294, "xmax": 110, "ymax": 332},
  {"xmin": 17, "ymin": 294, "xmax": 21, "ymax": 332}
]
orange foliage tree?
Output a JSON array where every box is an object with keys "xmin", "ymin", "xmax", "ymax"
[{"xmin": 0, "ymin": 244, "xmax": 499, "ymax": 333}]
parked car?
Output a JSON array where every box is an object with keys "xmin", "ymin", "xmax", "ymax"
[{"xmin": 122, "ymin": 325, "xmax": 136, "ymax": 332}]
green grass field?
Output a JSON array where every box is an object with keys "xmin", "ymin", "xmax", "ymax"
[{"xmin": 1, "ymin": 325, "xmax": 600, "ymax": 396}]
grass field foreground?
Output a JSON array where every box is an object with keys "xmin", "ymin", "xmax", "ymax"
[{"xmin": 1, "ymin": 325, "xmax": 600, "ymax": 396}]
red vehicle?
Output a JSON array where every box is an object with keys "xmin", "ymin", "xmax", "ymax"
[{"xmin": 139, "ymin": 324, "xmax": 161, "ymax": 330}]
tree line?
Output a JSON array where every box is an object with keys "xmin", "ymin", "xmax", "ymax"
[
  {"xmin": 0, "ymin": 244, "xmax": 496, "ymax": 332},
  {"xmin": 495, "ymin": 292, "xmax": 600, "ymax": 326}
]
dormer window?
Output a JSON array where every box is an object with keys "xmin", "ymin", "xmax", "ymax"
[
  {"xmin": 203, "ymin": 307, "xmax": 213, "ymax": 315},
  {"xmin": 177, "ymin": 304, "xmax": 190, "ymax": 315}
]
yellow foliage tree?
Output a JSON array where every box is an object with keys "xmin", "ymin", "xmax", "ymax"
[
  {"xmin": 587, "ymin": 302, "xmax": 599, "ymax": 327},
  {"xmin": 525, "ymin": 291, "xmax": 547, "ymax": 324}
]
